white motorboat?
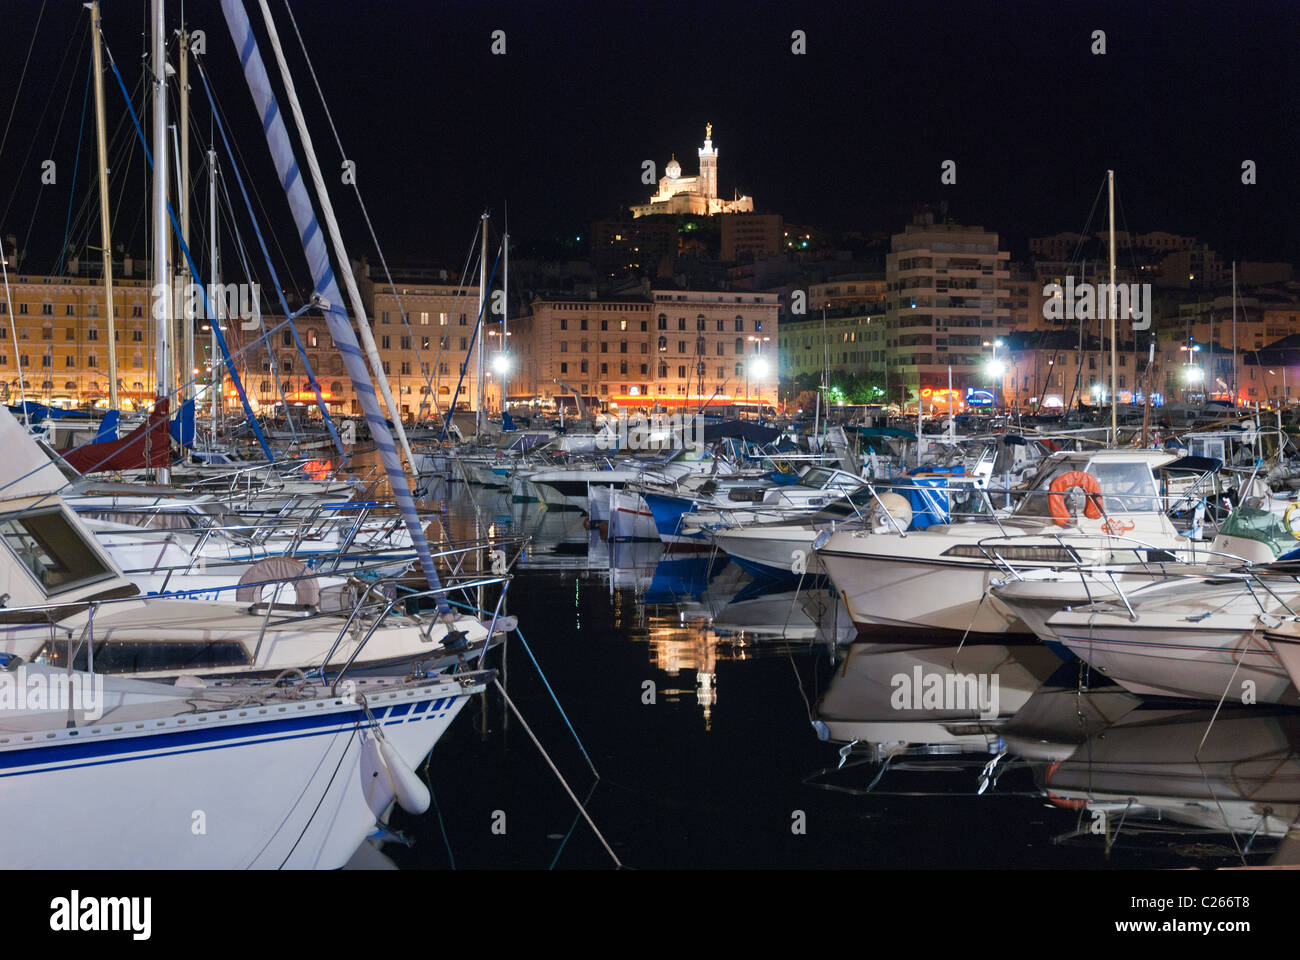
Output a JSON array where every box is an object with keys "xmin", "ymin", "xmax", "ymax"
[{"xmin": 816, "ymin": 449, "xmax": 1198, "ymax": 638}]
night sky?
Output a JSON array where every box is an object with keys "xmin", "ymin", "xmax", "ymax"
[{"xmin": 1, "ymin": 0, "xmax": 1297, "ymax": 282}]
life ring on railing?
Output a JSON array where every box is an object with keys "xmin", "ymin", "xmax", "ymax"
[
  {"xmin": 1285, "ymin": 502, "xmax": 1300, "ymax": 539},
  {"xmin": 1047, "ymin": 471, "xmax": 1104, "ymax": 526},
  {"xmin": 303, "ymin": 458, "xmax": 332, "ymax": 481}
]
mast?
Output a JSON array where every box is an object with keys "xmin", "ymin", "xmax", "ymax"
[
  {"xmin": 253, "ymin": 0, "xmax": 416, "ymax": 469},
  {"xmin": 178, "ymin": 25, "xmax": 194, "ymax": 407},
  {"xmin": 90, "ymin": 0, "xmax": 118, "ymax": 412},
  {"xmin": 501, "ymin": 225, "xmax": 509, "ymax": 415},
  {"xmin": 151, "ymin": 0, "xmax": 171, "ymax": 482},
  {"xmin": 477, "ymin": 211, "xmax": 488, "ymax": 435},
  {"xmin": 1232, "ymin": 261, "xmax": 1238, "ymax": 403},
  {"xmin": 208, "ymin": 148, "xmax": 221, "ymax": 442},
  {"xmin": 1107, "ymin": 170, "xmax": 1117, "ymax": 445}
]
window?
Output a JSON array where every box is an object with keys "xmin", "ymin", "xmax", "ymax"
[
  {"xmin": 132, "ymin": 305, "xmax": 142, "ymax": 317},
  {"xmin": 381, "ymin": 311, "xmax": 390, "ymax": 324},
  {"xmin": 132, "ymin": 330, "xmax": 143, "ymax": 342},
  {"xmin": 560, "ymin": 318, "xmax": 568, "ymax": 331},
  {"xmin": 716, "ymin": 318, "xmax": 724, "ymax": 332},
  {"xmin": 735, "ymin": 317, "xmax": 744, "ymax": 331},
  {"xmin": 381, "ymin": 335, "xmax": 391, "ymax": 349},
  {"xmin": 19, "ymin": 304, "xmax": 28, "ymax": 315},
  {"xmin": 735, "ymin": 338, "xmax": 744, "ymax": 353},
  {"xmin": 657, "ymin": 314, "xmax": 667, "ymax": 330},
  {"xmin": 620, "ymin": 341, "xmax": 628, "ymax": 354},
  {"xmin": 0, "ymin": 509, "xmax": 114, "ymax": 596},
  {"xmin": 580, "ymin": 318, "xmax": 588, "ymax": 331},
  {"xmin": 620, "ymin": 360, "xmax": 628, "ymax": 375},
  {"xmin": 696, "ymin": 315, "xmax": 705, "ymax": 331},
  {"xmin": 86, "ymin": 355, "xmax": 96, "ymax": 368},
  {"xmin": 677, "ymin": 317, "xmax": 686, "ymax": 331},
  {"xmin": 580, "ymin": 360, "xmax": 589, "ymax": 373},
  {"xmin": 40, "ymin": 325, "xmax": 52, "ymax": 340},
  {"xmin": 560, "ymin": 362, "xmax": 568, "ymax": 374},
  {"xmin": 600, "ymin": 342, "xmax": 608, "ymax": 353},
  {"xmin": 400, "ymin": 361, "xmax": 411, "ymax": 375},
  {"xmin": 41, "ymin": 303, "xmax": 53, "ymax": 316},
  {"xmin": 65, "ymin": 305, "xmax": 74, "ymax": 316},
  {"xmin": 64, "ymin": 356, "xmax": 73, "ymax": 368},
  {"xmin": 86, "ymin": 328, "xmax": 98, "ymax": 341},
  {"xmin": 560, "ymin": 342, "xmax": 568, "ymax": 353}
]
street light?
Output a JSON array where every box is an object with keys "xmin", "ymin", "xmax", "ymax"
[{"xmin": 747, "ymin": 355, "xmax": 769, "ymax": 419}]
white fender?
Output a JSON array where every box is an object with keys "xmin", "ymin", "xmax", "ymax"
[
  {"xmin": 378, "ymin": 738, "xmax": 431, "ymax": 815},
  {"xmin": 359, "ymin": 735, "xmax": 396, "ymax": 818}
]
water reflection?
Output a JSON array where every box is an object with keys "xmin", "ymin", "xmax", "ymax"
[{"xmin": 415, "ymin": 481, "xmax": 1300, "ymax": 867}]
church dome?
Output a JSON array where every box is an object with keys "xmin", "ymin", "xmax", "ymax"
[{"xmin": 665, "ymin": 155, "xmax": 681, "ymax": 179}]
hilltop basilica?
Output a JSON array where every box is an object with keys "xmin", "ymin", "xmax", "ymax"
[{"xmin": 629, "ymin": 124, "xmax": 755, "ymax": 218}]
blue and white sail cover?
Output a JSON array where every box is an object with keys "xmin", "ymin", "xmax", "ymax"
[{"xmin": 221, "ymin": 0, "xmax": 447, "ymax": 608}]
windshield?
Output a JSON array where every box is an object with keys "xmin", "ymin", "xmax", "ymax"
[{"xmin": 1014, "ymin": 458, "xmax": 1160, "ymax": 518}]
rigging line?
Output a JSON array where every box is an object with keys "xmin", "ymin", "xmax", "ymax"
[
  {"xmin": 438, "ymin": 244, "xmax": 502, "ymax": 444},
  {"xmin": 426, "ymin": 229, "xmax": 488, "ymax": 424},
  {"xmin": 492, "ymin": 678, "xmax": 623, "ymax": 869},
  {"xmin": 54, "ymin": 60, "xmax": 94, "ymax": 278},
  {"xmin": 201, "ymin": 63, "xmax": 308, "ymax": 304},
  {"xmin": 217, "ymin": 171, "xmax": 299, "ymax": 442},
  {"xmin": 193, "ymin": 56, "xmax": 343, "ymax": 459},
  {"xmin": 12, "ymin": 18, "xmax": 91, "ymax": 267},
  {"xmin": 0, "ymin": 0, "xmax": 49, "ymax": 164},
  {"xmin": 280, "ymin": 0, "xmax": 444, "ymax": 402},
  {"xmin": 99, "ymin": 37, "xmax": 274, "ymax": 461}
]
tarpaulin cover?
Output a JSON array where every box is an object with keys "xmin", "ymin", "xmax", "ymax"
[{"xmin": 61, "ymin": 399, "xmax": 171, "ymax": 473}]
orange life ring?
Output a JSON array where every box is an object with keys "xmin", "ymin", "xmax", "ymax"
[{"xmin": 1047, "ymin": 470, "xmax": 1103, "ymax": 526}]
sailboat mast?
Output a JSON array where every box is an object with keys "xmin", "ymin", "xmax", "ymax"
[
  {"xmin": 1108, "ymin": 170, "xmax": 1117, "ymax": 444},
  {"xmin": 501, "ymin": 226, "xmax": 509, "ymax": 413},
  {"xmin": 253, "ymin": 0, "xmax": 416, "ymax": 468},
  {"xmin": 179, "ymin": 26, "xmax": 194, "ymax": 408},
  {"xmin": 151, "ymin": 0, "xmax": 171, "ymax": 482},
  {"xmin": 90, "ymin": 0, "xmax": 118, "ymax": 413},
  {"xmin": 208, "ymin": 148, "xmax": 221, "ymax": 442},
  {"xmin": 477, "ymin": 212, "xmax": 488, "ymax": 435},
  {"xmin": 1232, "ymin": 261, "xmax": 1238, "ymax": 403}
]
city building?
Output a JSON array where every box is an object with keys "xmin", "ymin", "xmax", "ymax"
[
  {"xmin": 884, "ymin": 218, "xmax": 1011, "ymax": 408},
  {"xmin": 720, "ymin": 214, "xmax": 783, "ymax": 262},
  {"xmin": 516, "ymin": 289, "xmax": 779, "ymax": 410}
]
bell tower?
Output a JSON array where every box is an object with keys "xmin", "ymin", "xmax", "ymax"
[{"xmin": 697, "ymin": 123, "xmax": 717, "ymax": 200}]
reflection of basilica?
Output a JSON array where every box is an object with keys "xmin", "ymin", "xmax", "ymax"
[
  {"xmin": 630, "ymin": 124, "xmax": 755, "ymax": 218},
  {"xmin": 644, "ymin": 619, "xmax": 721, "ymax": 726}
]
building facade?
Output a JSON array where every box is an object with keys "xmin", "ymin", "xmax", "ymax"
[
  {"xmin": 884, "ymin": 220, "xmax": 1011, "ymax": 407},
  {"xmin": 516, "ymin": 290, "xmax": 779, "ymax": 409}
]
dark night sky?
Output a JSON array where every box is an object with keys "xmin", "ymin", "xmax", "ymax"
[{"xmin": 1, "ymin": 0, "xmax": 1297, "ymax": 285}]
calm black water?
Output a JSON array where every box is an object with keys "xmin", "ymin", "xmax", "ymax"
[{"xmin": 372, "ymin": 482, "xmax": 1289, "ymax": 870}]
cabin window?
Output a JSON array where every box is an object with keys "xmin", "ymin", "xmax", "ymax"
[{"xmin": 0, "ymin": 508, "xmax": 114, "ymax": 595}]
